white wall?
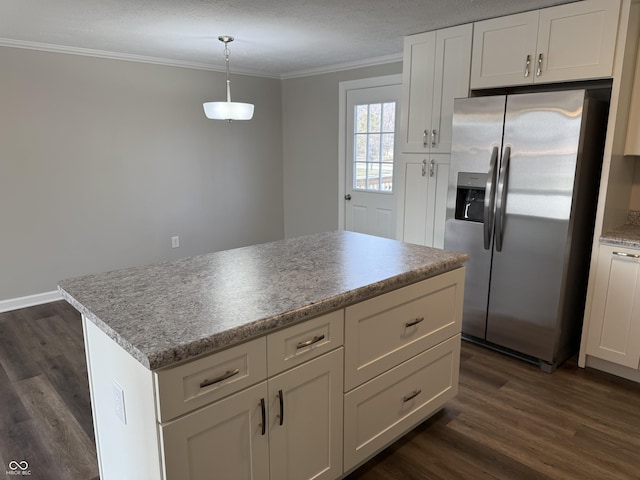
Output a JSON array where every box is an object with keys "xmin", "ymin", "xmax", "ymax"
[
  {"xmin": 281, "ymin": 62, "xmax": 402, "ymax": 238},
  {"xmin": 0, "ymin": 47, "xmax": 284, "ymax": 302}
]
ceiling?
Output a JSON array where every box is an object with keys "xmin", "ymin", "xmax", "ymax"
[{"xmin": 0, "ymin": 0, "xmax": 579, "ymax": 78}]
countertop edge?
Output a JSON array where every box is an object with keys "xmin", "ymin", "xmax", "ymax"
[
  {"xmin": 58, "ymin": 287, "xmax": 153, "ymax": 369},
  {"xmin": 61, "ymin": 257, "xmax": 467, "ymax": 371}
]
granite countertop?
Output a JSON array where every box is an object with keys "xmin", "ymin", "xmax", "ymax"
[
  {"xmin": 59, "ymin": 231, "xmax": 468, "ymax": 371},
  {"xmin": 600, "ymin": 210, "xmax": 640, "ymax": 249}
]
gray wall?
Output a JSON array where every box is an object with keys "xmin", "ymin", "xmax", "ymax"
[
  {"xmin": 1, "ymin": 47, "xmax": 284, "ymax": 301},
  {"xmin": 281, "ymin": 62, "xmax": 402, "ymax": 238}
]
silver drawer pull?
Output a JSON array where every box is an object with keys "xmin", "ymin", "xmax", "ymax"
[
  {"xmin": 403, "ymin": 389, "xmax": 422, "ymax": 403},
  {"xmin": 199, "ymin": 368, "xmax": 240, "ymax": 388},
  {"xmin": 405, "ymin": 317, "xmax": 424, "ymax": 328},
  {"xmin": 614, "ymin": 251, "xmax": 640, "ymax": 259},
  {"xmin": 296, "ymin": 334, "xmax": 325, "ymax": 349}
]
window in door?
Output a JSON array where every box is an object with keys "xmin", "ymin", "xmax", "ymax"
[{"xmin": 353, "ymin": 102, "xmax": 396, "ymax": 192}]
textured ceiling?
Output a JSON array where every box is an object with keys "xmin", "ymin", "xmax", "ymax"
[{"xmin": 0, "ymin": 0, "xmax": 579, "ymax": 78}]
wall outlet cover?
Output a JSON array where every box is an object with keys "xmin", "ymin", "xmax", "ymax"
[{"xmin": 112, "ymin": 381, "xmax": 127, "ymax": 425}]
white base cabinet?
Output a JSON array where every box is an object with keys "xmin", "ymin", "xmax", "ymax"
[
  {"xmin": 161, "ymin": 382, "xmax": 269, "ymax": 480},
  {"xmin": 585, "ymin": 245, "xmax": 640, "ymax": 369},
  {"xmin": 344, "ymin": 335, "xmax": 460, "ymax": 471},
  {"xmin": 83, "ymin": 269, "xmax": 465, "ymax": 480},
  {"xmin": 471, "ymin": 0, "xmax": 621, "ymax": 89}
]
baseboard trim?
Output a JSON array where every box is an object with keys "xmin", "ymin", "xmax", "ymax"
[{"xmin": 0, "ymin": 291, "xmax": 63, "ymax": 313}]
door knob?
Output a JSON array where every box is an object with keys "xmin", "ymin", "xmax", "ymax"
[{"xmin": 345, "ymin": 194, "xmax": 352, "ymax": 200}]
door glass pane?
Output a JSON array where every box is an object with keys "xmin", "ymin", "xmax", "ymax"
[{"xmin": 353, "ymin": 101, "xmax": 396, "ymax": 192}]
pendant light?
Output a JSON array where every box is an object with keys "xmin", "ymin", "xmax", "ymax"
[{"xmin": 203, "ymin": 36, "xmax": 254, "ymax": 121}]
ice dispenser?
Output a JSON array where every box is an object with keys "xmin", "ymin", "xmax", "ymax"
[{"xmin": 454, "ymin": 172, "xmax": 487, "ymax": 223}]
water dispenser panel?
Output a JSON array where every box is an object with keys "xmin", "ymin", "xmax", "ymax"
[{"xmin": 455, "ymin": 172, "xmax": 487, "ymax": 223}]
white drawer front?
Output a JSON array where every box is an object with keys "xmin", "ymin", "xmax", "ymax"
[
  {"xmin": 344, "ymin": 334, "xmax": 460, "ymax": 472},
  {"xmin": 154, "ymin": 337, "xmax": 267, "ymax": 422},
  {"xmin": 344, "ymin": 268, "xmax": 464, "ymax": 390},
  {"xmin": 267, "ymin": 310, "xmax": 344, "ymax": 376}
]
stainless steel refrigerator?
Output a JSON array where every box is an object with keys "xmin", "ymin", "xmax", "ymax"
[{"xmin": 444, "ymin": 89, "xmax": 607, "ymax": 371}]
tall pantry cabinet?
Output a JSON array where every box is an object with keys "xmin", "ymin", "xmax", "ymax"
[{"xmin": 397, "ymin": 24, "xmax": 472, "ymax": 248}]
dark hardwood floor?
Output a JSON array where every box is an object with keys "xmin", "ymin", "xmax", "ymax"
[{"xmin": 1, "ymin": 301, "xmax": 640, "ymax": 480}]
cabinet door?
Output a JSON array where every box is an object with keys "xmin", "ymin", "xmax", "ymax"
[
  {"xmin": 430, "ymin": 24, "xmax": 472, "ymax": 154},
  {"xmin": 470, "ymin": 10, "xmax": 539, "ymax": 89},
  {"xmin": 586, "ymin": 246, "xmax": 640, "ymax": 369},
  {"xmin": 430, "ymin": 157, "xmax": 450, "ymax": 249},
  {"xmin": 536, "ymin": 0, "xmax": 620, "ymax": 83},
  {"xmin": 400, "ymin": 154, "xmax": 450, "ymax": 248},
  {"xmin": 401, "ymin": 157, "xmax": 430, "ymax": 245},
  {"xmin": 160, "ymin": 382, "xmax": 269, "ymax": 480},
  {"xmin": 268, "ymin": 349, "xmax": 343, "ymax": 480},
  {"xmin": 400, "ymin": 31, "xmax": 436, "ymax": 152}
]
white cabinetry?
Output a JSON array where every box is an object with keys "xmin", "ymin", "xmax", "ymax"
[
  {"xmin": 160, "ymin": 311, "xmax": 344, "ymax": 480},
  {"xmin": 161, "ymin": 381, "xmax": 269, "ymax": 480},
  {"xmin": 585, "ymin": 245, "xmax": 640, "ymax": 369},
  {"xmin": 400, "ymin": 24, "xmax": 472, "ymax": 154},
  {"xmin": 83, "ymin": 269, "xmax": 465, "ymax": 480},
  {"xmin": 268, "ymin": 349, "xmax": 343, "ymax": 480},
  {"xmin": 471, "ymin": 0, "xmax": 621, "ymax": 89},
  {"xmin": 398, "ymin": 154, "xmax": 450, "ymax": 248},
  {"xmin": 399, "ymin": 24, "xmax": 469, "ymax": 248},
  {"xmin": 343, "ymin": 268, "xmax": 464, "ymax": 471}
]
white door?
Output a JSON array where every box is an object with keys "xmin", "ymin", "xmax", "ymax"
[{"xmin": 345, "ymin": 84, "xmax": 401, "ymax": 239}]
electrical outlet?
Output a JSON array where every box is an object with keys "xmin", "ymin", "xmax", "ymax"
[
  {"xmin": 171, "ymin": 236, "xmax": 180, "ymax": 248},
  {"xmin": 112, "ymin": 382, "xmax": 127, "ymax": 424}
]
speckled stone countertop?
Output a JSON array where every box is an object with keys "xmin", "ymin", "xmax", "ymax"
[
  {"xmin": 600, "ymin": 210, "xmax": 640, "ymax": 249},
  {"xmin": 59, "ymin": 231, "xmax": 468, "ymax": 371}
]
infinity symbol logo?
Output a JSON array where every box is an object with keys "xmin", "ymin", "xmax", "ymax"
[{"xmin": 8, "ymin": 460, "xmax": 29, "ymax": 471}]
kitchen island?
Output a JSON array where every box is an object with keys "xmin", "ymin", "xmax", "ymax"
[{"xmin": 59, "ymin": 230, "xmax": 468, "ymax": 480}]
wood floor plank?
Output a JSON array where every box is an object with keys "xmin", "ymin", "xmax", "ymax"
[
  {"xmin": 14, "ymin": 374, "xmax": 99, "ymax": 480},
  {"xmin": 36, "ymin": 354, "xmax": 95, "ymax": 440},
  {"xmin": 0, "ymin": 360, "xmax": 30, "ymax": 431}
]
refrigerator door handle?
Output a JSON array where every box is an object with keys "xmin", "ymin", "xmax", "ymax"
[
  {"xmin": 483, "ymin": 146, "xmax": 500, "ymax": 250},
  {"xmin": 495, "ymin": 146, "xmax": 511, "ymax": 252}
]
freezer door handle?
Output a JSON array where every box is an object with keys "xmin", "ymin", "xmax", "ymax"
[
  {"xmin": 483, "ymin": 146, "xmax": 499, "ymax": 250},
  {"xmin": 495, "ymin": 146, "xmax": 511, "ymax": 252}
]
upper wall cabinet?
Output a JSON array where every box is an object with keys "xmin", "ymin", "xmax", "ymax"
[
  {"xmin": 471, "ymin": 0, "xmax": 621, "ymax": 89},
  {"xmin": 400, "ymin": 24, "xmax": 472, "ymax": 154}
]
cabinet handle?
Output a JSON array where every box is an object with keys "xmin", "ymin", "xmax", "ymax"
[
  {"xmin": 403, "ymin": 389, "xmax": 422, "ymax": 403},
  {"xmin": 524, "ymin": 54, "xmax": 531, "ymax": 77},
  {"xmin": 199, "ymin": 368, "xmax": 240, "ymax": 388},
  {"xmin": 429, "ymin": 159, "xmax": 436, "ymax": 177},
  {"xmin": 260, "ymin": 398, "xmax": 266, "ymax": 435},
  {"xmin": 536, "ymin": 53, "xmax": 543, "ymax": 76},
  {"xmin": 405, "ymin": 317, "xmax": 424, "ymax": 328},
  {"xmin": 613, "ymin": 251, "xmax": 640, "ymax": 259},
  {"xmin": 296, "ymin": 334, "xmax": 325, "ymax": 349},
  {"xmin": 278, "ymin": 389, "xmax": 284, "ymax": 426},
  {"xmin": 422, "ymin": 159, "xmax": 428, "ymax": 177},
  {"xmin": 423, "ymin": 130, "xmax": 428, "ymax": 148},
  {"xmin": 431, "ymin": 129, "xmax": 437, "ymax": 148}
]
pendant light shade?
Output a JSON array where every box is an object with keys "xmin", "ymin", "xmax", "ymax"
[
  {"xmin": 203, "ymin": 36, "xmax": 254, "ymax": 121},
  {"xmin": 203, "ymin": 101, "xmax": 254, "ymax": 121}
]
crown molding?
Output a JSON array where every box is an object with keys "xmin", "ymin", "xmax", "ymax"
[
  {"xmin": 0, "ymin": 37, "xmax": 401, "ymax": 80},
  {"xmin": 0, "ymin": 38, "xmax": 279, "ymax": 78},
  {"xmin": 279, "ymin": 52, "xmax": 403, "ymax": 79}
]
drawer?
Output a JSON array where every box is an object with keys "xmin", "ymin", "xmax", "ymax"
[
  {"xmin": 267, "ymin": 310, "xmax": 344, "ymax": 376},
  {"xmin": 154, "ymin": 336, "xmax": 267, "ymax": 422},
  {"xmin": 344, "ymin": 334, "xmax": 460, "ymax": 472},
  {"xmin": 344, "ymin": 267, "xmax": 464, "ymax": 390}
]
